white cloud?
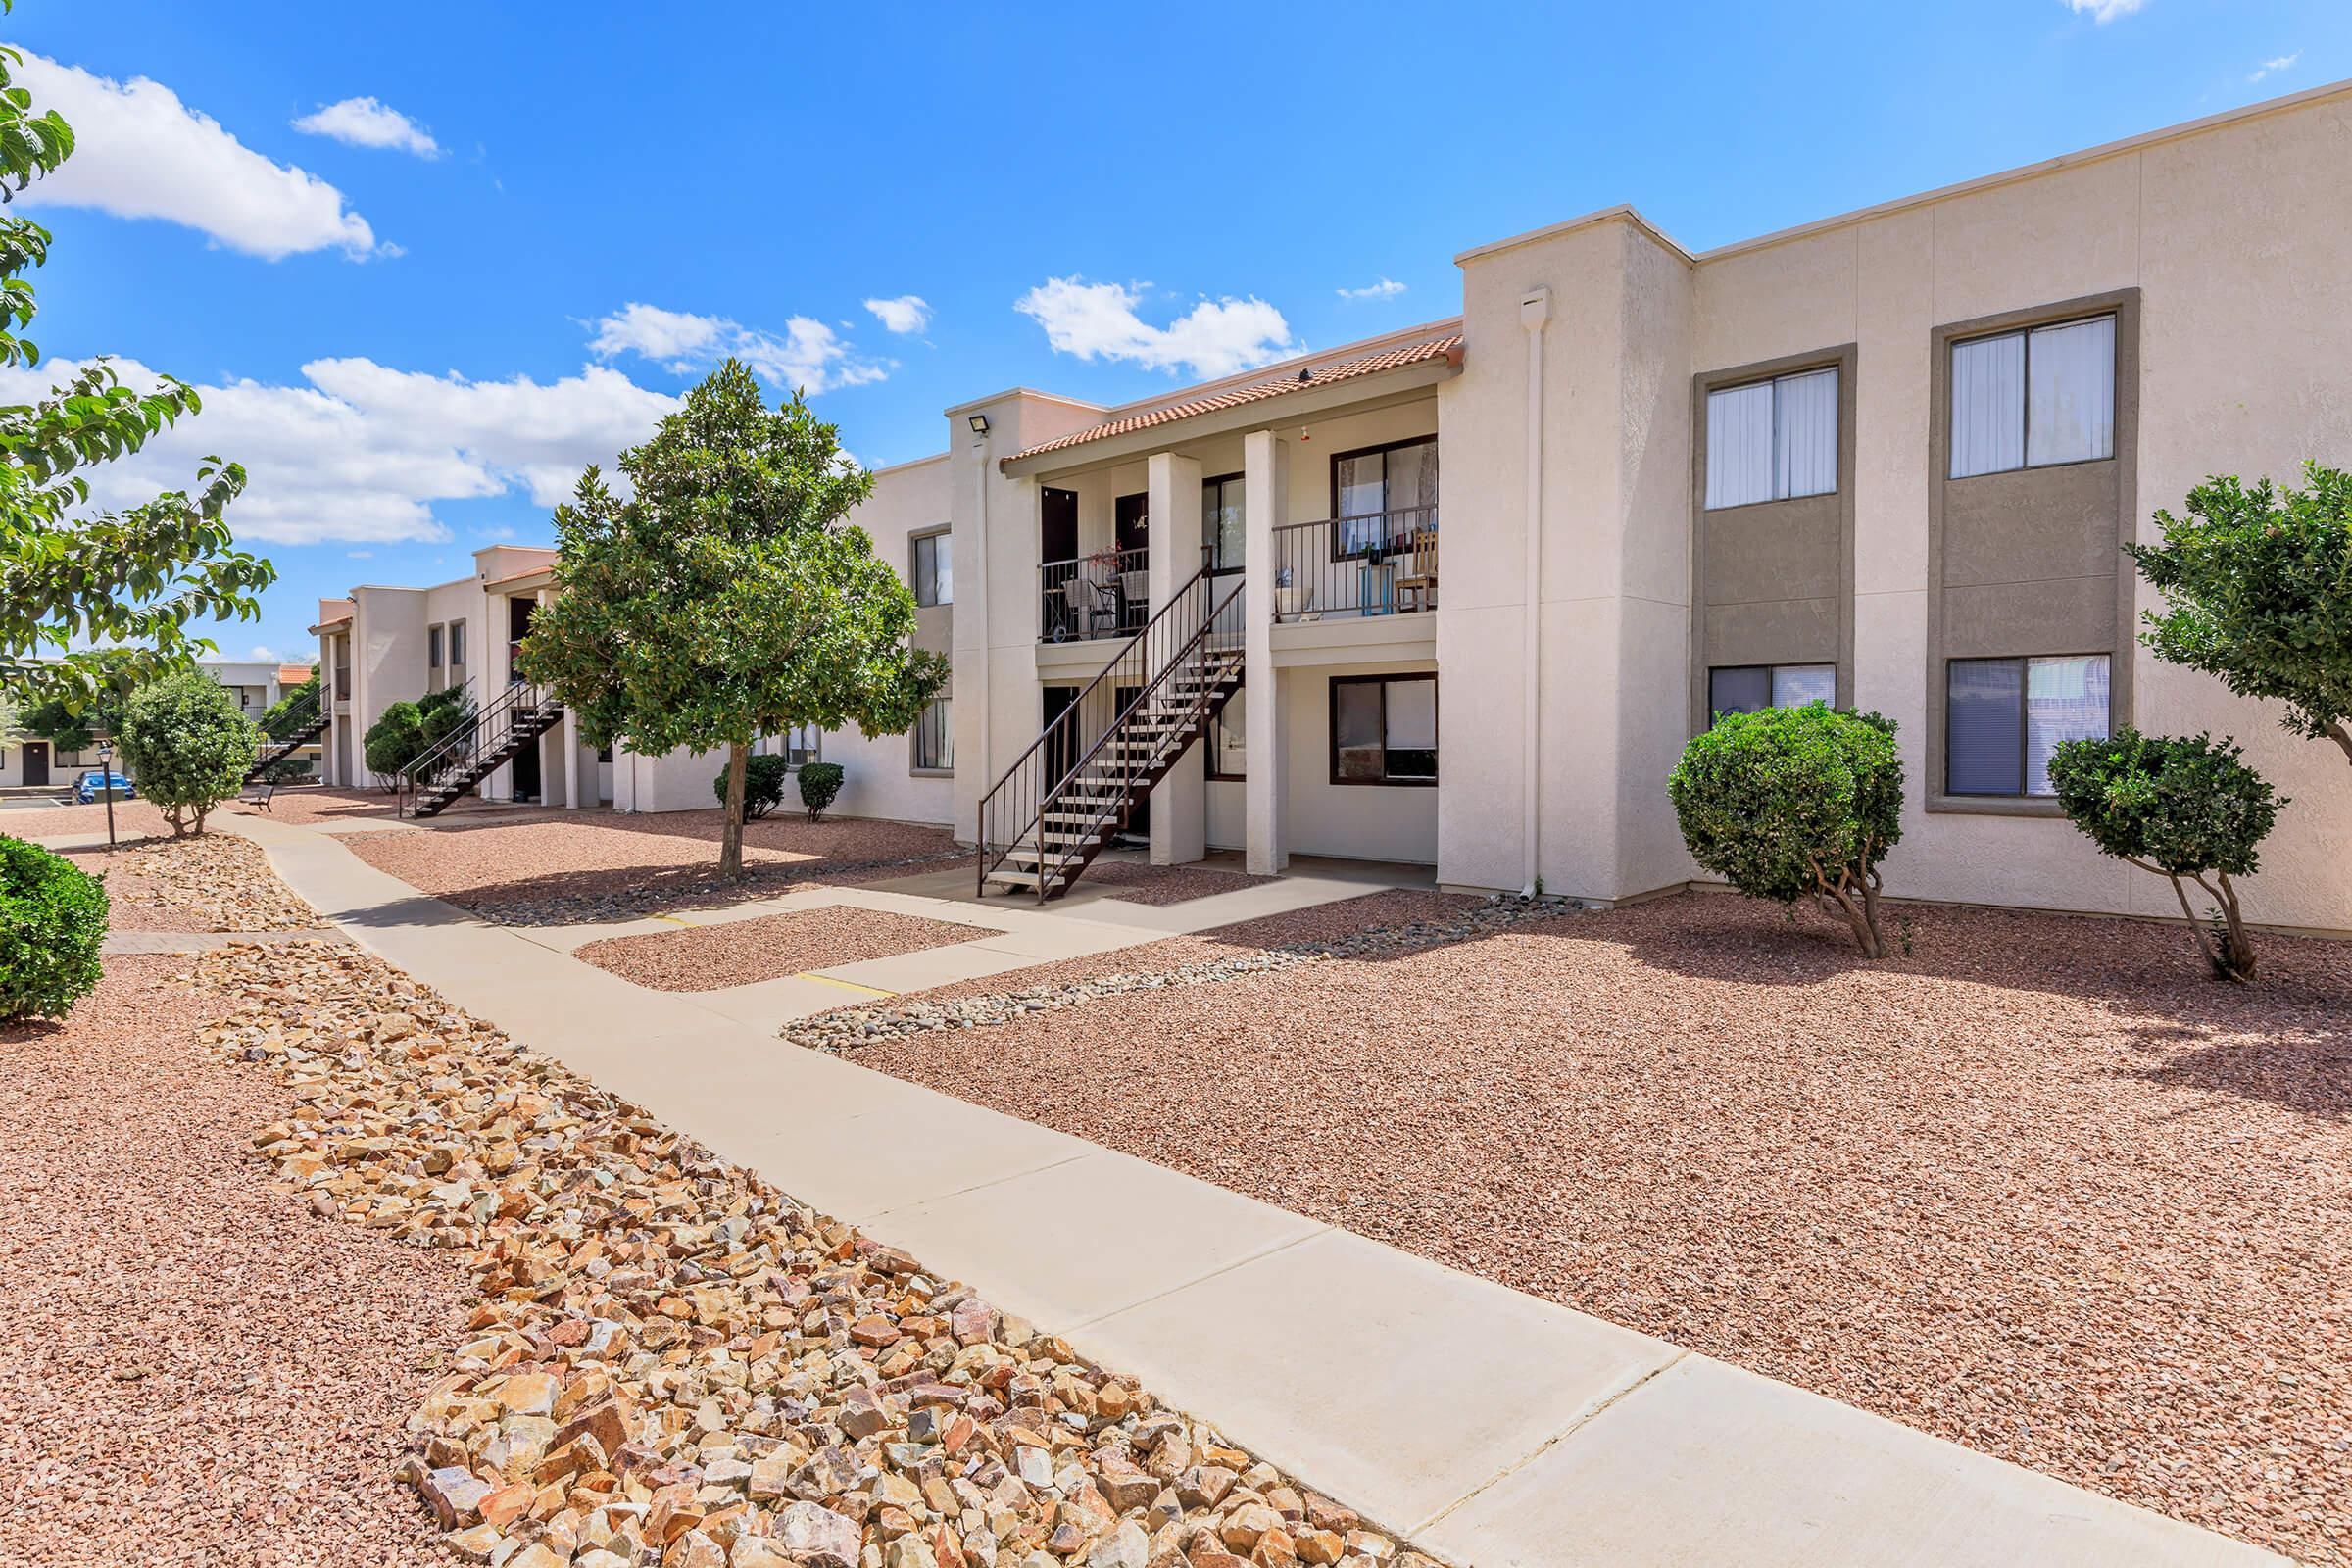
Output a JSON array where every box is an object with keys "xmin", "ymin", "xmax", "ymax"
[
  {"xmin": 1014, "ymin": 277, "xmax": 1298, "ymax": 379},
  {"xmin": 291, "ymin": 96, "xmax": 442, "ymax": 158},
  {"xmin": 0, "ymin": 356, "xmax": 678, "ymax": 546},
  {"xmin": 587, "ymin": 302, "xmax": 888, "ymax": 394},
  {"xmin": 14, "ymin": 53, "xmax": 385, "ymax": 260},
  {"xmin": 863, "ymin": 295, "xmax": 931, "ymax": 335},
  {"xmin": 2248, "ymin": 52, "xmax": 2301, "ymax": 82},
  {"xmin": 1337, "ymin": 278, "xmax": 1407, "ymax": 301},
  {"xmin": 246, "ymin": 644, "xmax": 283, "ymax": 662},
  {"xmin": 2063, "ymin": 0, "xmax": 2144, "ymax": 22}
]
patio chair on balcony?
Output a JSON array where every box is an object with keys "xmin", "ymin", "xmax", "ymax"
[{"xmin": 1394, "ymin": 527, "xmax": 1439, "ymax": 613}]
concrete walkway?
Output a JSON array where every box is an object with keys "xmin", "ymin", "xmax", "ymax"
[{"xmin": 211, "ymin": 812, "xmax": 2280, "ymax": 1568}]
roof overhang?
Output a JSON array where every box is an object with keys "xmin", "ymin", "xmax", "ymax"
[{"xmin": 1000, "ymin": 343, "xmax": 1462, "ymax": 479}]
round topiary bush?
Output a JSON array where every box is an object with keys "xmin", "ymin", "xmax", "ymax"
[
  {"xmin": 716, "ymin": 754, "xmax": 791, "ymax": 820},
  {"xmin": 798, "ymin": 761, "xmax": 845, "ymax": 823},
  {"xmin": 114, "ymin": 671, "xmax": 262, "ymax": 837},
  {"xmin": 364, "ymin": 700, "xmax": 425, "ymax": 787},
  {"xmin": 1667, "ymin": 705, "xmax": 1905, "ymax": 956},
  {"xmin": 0, "ymin": 834, "xmax": 108, "ymax": 1021}
]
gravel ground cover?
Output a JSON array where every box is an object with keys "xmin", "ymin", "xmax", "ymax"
[
  {"xmin": 65, "ymin": 832, "xmax": 324, "ymax": 933},
  {"xmin": 1072, "ymin": 862, "xmax": 1276, "ymax": 907},
  {"xmin": 0, "ymin": 956, "xmax": 470, "ymax": 1566},
  {"xmin": 576, "ymin": 906, "xmax": 994, "ymax": 992},
  {"xmin": 197, "ymin": 935, "xmax": 1438, "ymax": 1568},
  {"xmin": 344, "ymin": 813, "xmax": 964, "ymax": 925},
  {"xmin": 2, "ymin": 795, "xmax": 176, "ymax": 840},
  {"xmin": 232, "ymin": 785, "xmax": 579, "ymax": 830},
  {"xmin": 902, "ymin": 891, "xmax": 1485, "ymax": 1008},
  {"xmin": 848, "ymin": 893, "xmax": 2352, "ymax": 1564}
]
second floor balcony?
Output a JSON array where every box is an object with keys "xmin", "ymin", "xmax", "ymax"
[{"xmin": 1039, "ymin": 545, "xmax": 1150, "ymax": 643}]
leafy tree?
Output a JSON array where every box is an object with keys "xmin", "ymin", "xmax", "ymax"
[
  {"xmin": 362, "ymin": 686, "xmax": 469, "ymax": 788},
  {"xmin": 522, "ymin": 362, "xmax": 946, "ymax": 879},
  {"xmin": 2129, "ymin": 463, "xmax": 2352, "ymax": 769},
  {"xmin": 20, "ymin": 692, "xmax": 99, "ymax": 752},
  {"xmin": 113, "ymin": 671, "xmax": 259, "ymax": 837},
  {"xmin": 0, "ymin": 17, "xmax": 273, "ymax": 713},
  {"xmin": 798, "ymin": 761, "xmax": 845, "ymax": 823},
  {"xmin": 1668, "ymin": 705, "xmax": 1906, "ymax": 957},
  {"xmin": 261, "ymin": 672, "xmax": 319, "ymax": 739},
  {"xmin": 714, "ymin": 753, "xmax": 791, "ymax": 821},
  {"xmin": 0, "ymin": 834, "xmax": 106, "ymax": 1020},
  {"xmin": 2047, "ymin": 728, "xmax": 2283, "ymax": 982}
]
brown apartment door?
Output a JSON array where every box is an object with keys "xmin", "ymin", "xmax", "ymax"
[
  {"xmin": 1041, "ymin": 487, "xmax": 1078, "ymax": 564},
  {"xmin": 22, "ymin": 742, "xmax": 48, "ymax": 786}
]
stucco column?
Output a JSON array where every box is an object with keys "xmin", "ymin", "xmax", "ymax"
[
  {"xmin": 1147, "ymin": 451, "xmax": 1205, "ymax": 865},
  {"xmin": 1242, "ymin": 429, "xmax": 1289, "ymax": 875}
]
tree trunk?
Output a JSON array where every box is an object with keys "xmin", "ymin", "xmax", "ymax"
[
  {"xmin": 1816, "ymin": 867, "xmax": 1884, "ymax": 958},
  {"xmin": 2162, "ymin": 870, "xmax": 2231, "ymax": 980},
  {"xmin": 2208, "ymin": 869, "xmax": 2258, "ymax": 982},
  {"xmin": 718, "ymin": 741, "xmax": 750, "ymax": 881}
]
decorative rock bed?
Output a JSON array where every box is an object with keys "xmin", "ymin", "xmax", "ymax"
[
  {"xmin": 577, "ymin": 907, "xmax": 993, "ymax": 993},
  {"xmin": 196, "ymin": 938, "xmax": 1443, "ymax": 1568},
  {"xmin": 786, "ymin": 896, "xmax": 1581, "ymax": 1054}
]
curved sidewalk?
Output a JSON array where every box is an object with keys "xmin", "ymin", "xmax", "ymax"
[{"xmin": 223, "ymin": 812, "xmax": 2283, "ymax": 1568}]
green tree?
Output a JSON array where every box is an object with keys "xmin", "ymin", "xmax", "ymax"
[
  {"xmin": 0, "ymin": 16, "xmax": 273, "ymax": 714},
  {"xmin": 713, "ymin": 753, "xmax": 791, "ymax": 821},
  {"xmin": 113, "ymin": 671, "xmax": 259, "ymax": 836},
  {"xmin": 2129, "ymin": 463, "xmax": 2352, "ymax": 769},
  {"xmin": 260, "ymin": 671, "xmax": 319, "ymax": 739},
  {"xmin": 1668, "ymin": 706, "xmax": 1906, "ymax": 956},
  {"xmin": 522, "ymin": 362, "xmax": 944, "ymax": 878},
  {"xmin": 2047, "ymin": 728, "xmax": 2283, "ymax": 982}
]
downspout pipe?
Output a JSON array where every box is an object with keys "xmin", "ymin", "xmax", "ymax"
[{"xmin": 1520, "ymin": 287, "xmax": 1551, "ymax": 899}]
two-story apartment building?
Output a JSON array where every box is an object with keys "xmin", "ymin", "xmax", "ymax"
[
  {"xmin": 1, "ymin": 657, "xmax": 314, "ymax": 788},
  {"xmin": 321, "ymin": 82, "xmax": 2350, "ymax": 935}
]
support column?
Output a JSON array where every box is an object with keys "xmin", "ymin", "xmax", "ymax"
[
  {"xmin": 1147, "ymin": 451, "xmax": 1204, "ymax": 865},
  {"xmin": 1242, "ymin": 429, "xmax": 1289, "ymax": 875}
]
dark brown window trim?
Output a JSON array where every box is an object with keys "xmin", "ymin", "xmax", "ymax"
[
  {"xmin": 1327, "ymin": 434, "xmax": 1439, "ymax": 564},
  {"xmin": 1327, "ymin": 672, "xmax": 1438, "ymax": 788},
  {"xmin": 1203, "ymin": 472, "xmax": 1246, "ymax": 576},
  {"xmin": 1925, "ymin": 288, "xmax": 2138, "ymax": 817},
  {"xmin": 1204, "ymin": 693, "xmax": 1245, "ymax": 782},
  {"xmin": 1687, "ymin": 343, "xmax": 1856, "ymax": 736},
  {"xmin": 909, "ymin": 526, "xmax": 952, "ymax": 608}
]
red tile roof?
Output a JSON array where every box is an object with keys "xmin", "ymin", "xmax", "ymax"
[
  {"xmin": 275, "ymin": 662, "xmax": 315, "ymax": 687},
  {"xmin": 1004, "ymin": 332, "xmax": 1464, "ymax": 465}
]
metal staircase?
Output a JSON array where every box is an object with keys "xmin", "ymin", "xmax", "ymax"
[
  {"xmin": 397, "ymin": 680, "xmax": 565, "ymax": 819},
  {"xmin": 246, "ymin": 685, "xmax": 327, "ymax": 783},
  {"xmin": 978, "ymin": 561, "xmax": 1247, "ymax": 901}
]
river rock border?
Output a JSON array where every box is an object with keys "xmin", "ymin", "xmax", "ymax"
[{"xmin": 786, "ymin": 896, "xmax": 1581, "ymax": 1054}]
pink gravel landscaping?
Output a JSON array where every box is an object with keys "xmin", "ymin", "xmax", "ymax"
[
  {"xmin": 342, "ymin": 811, "xmax": 961, "ymax": 924},
  {"xmin": 575, "ymin": 906, "xmax": 991, "ymax": 992},
  {"xmin": 1075, "ymin": 859, "xmax": 1278, "ymax": 906},
  {"xmin": 0, "ymin": 956, "xmax": 468, "ymax": 1566},
  {"xmin": 855, "ymin": 892, "xmax": 2352, "ymax": 1564}
]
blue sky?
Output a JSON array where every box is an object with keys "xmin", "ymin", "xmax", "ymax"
[{"xmin": 5, "ymin": 0, "xmax": 2343, "ymax": 664}]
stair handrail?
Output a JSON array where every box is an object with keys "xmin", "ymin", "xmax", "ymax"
[
  {"xmin": 975, "ymin": 554, "xmax": 1239, "ymax": 896},
  {"xmin": 260, "ymin": 682, "xmax": 321, "ymax": 743},
  {"xmin": 396, "ymin": 677, "xmax": 538, "ymax": 818},
  {"xmin": 1030, "ymin": 572, "xmax": 1247, "ymax": 895}
]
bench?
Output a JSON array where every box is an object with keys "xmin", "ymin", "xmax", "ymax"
[{"xmin": 238, "ymin": 780, "xmax": 278, "ymax": 812}]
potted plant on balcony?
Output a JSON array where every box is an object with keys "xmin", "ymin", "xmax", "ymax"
[{"xmin": 1273, "ymin": 565, "xmax": 1307, "ymax": 620}]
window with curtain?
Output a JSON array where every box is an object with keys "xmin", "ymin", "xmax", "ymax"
[
  {"xmin": 1707, "ymin": 663, "xmax": 1836, "ymax": 720},
  {"xmin": 1333, "ymin": 437, "xmax": 1439, "ymax": 555},
  {"xmin": 1945, "ymin": 654, "xmax": 2109, "ymax": 796},
  {"xmin": 1949, "ymin": 314, "xmax": 2115, "ymax": 478},
  {"xmin": 911, "ymin": 696, "xmax": 953, "ymax": 771},
  {"xmin": 1704, "ymin": 367, "xmax": 1838, "ymax": 509},
  {"xmin": 426, "ymin": 624, "xmax": 444, "ymax": 687},
  {"xmin": 1203, "ymin": 474, "xmax": 1246, "ymax": 572},
  {"xmin": 1331, "ymin": 674, "xmax": 1438, "ymax": 785},
  {"xmin": 448, "ymin": 619, "xmax": 466, "ymax": 678},
  {"xmin": 1207, "ymin": 689, "xmax": 1246, "ymax": 779},
  {"xmin": 911, "ymin": 532, "xmax": 951, "ymax": 607}
]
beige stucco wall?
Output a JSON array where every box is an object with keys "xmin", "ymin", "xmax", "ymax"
[
  {"xmin": 834, "ymin": 455, "xmax": 956, "ymax": 827},
  {"xmin": 1681, "ymin": 89, "xmax": 2352, "ymax": 932}
]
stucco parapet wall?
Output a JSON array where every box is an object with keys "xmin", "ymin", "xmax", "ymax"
[{"xmin": 1458, "ymin": 76, "xmax": 2352, "ymax": 270}]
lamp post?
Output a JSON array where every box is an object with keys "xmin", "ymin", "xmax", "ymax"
[{"xmin": 96, "ymin": 739, "xmax": 117, "ymax": 850}]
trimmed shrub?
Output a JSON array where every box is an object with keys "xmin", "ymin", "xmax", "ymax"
[
  {"xmin": 364, "ymin": 700, "xmax": 425, "ymax": 786},
  {"xmin": 2047, "ymin": 728, "xmax": 2282, "ymax": 982},
  {"xmin": 260, "ymin": 674, "xmax": 318, "ymax": 740},
  {"xmin": 798, "ymin": 761, "xmax": 845, "ymax": 823},
  {"xmin": 0, "ymin": 834, "xmax": 108, "ymax": 1020},
  {"xmin": 1668, "ymin": 705, "xmax": 1905, "ymax": 956},
  {"xmin": 715, "ymin": 754, "xmax": 791, "ymax": 820},
  {"xmin": 114, "ymin": 672, "xmax": 261, "ymax": 837}
]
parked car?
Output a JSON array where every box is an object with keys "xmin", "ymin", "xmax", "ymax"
[{"xmin": 73, "ymin": 770, "xmax": 134, "ymax": 804}]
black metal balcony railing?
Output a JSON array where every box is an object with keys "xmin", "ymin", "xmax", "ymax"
[
  {"xmin": 1039, "ymin": 546, "xmax": 1150, "ymax": 643},
  {"xmin": 1269, "ymin": 507, "xmax": 1438, "ymax": 622}
]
